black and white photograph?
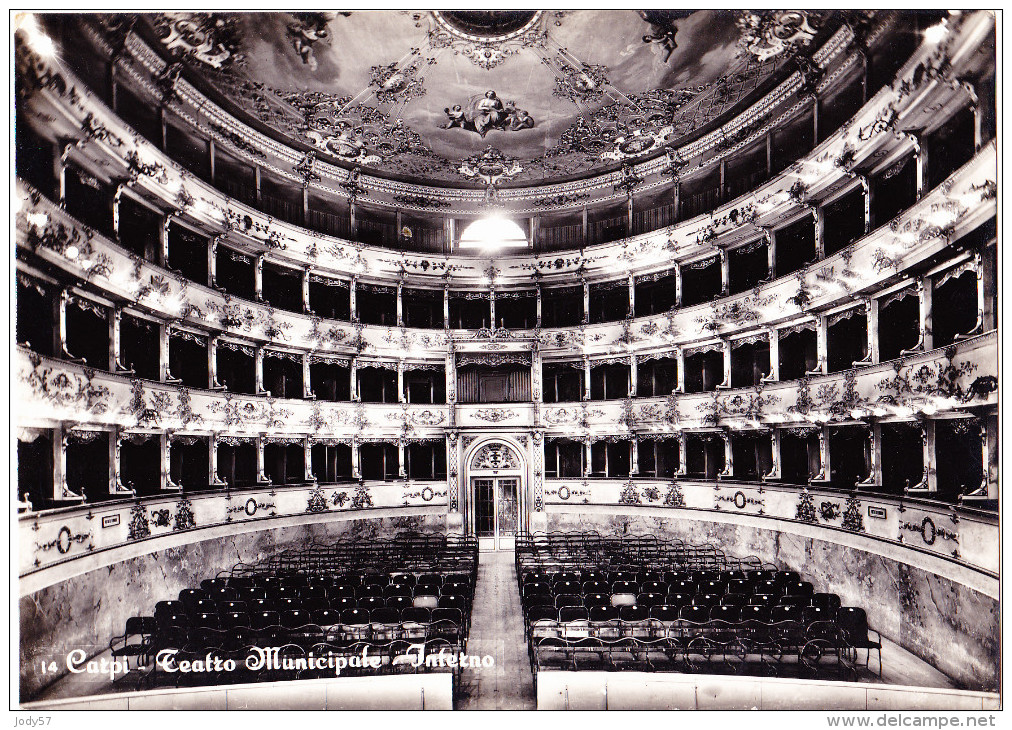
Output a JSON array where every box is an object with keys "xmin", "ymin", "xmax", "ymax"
[{"xmin": 11, "ymin": 9, "xmax": 1001, "ymax": 718}]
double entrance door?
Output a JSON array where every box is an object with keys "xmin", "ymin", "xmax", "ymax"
[{"xmin": 472, "ymin": 477, "xmax": 519, "ymax": 551}]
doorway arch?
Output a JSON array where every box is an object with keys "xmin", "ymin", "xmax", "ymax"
[{"xmin": 462, "ymin": 438, "xmax": 527, "ymax": 550}]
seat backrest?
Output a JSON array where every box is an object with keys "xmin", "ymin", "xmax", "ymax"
[
  {"xmin": 559, "ymin": 606, "xmax": 589, "ymax": 623},
  {"xmin": 837, "ymin": 606, "xmax": 869, "ymax": 637},
  {"xmin": 709, "ymin": 605, "xmax": 740, "ymax": 622},
  {"xmin": 679, "ymin": 605, "xmax": 708, "ymax": 622},
  {"xmin": 341, "ymin": 608, "xmax": 370, "ymax": 626},
  {"xmin": 431, "ymin": 607, "xmax": 461, "ymax": 625},
  {"xmin": 527, "ymin": 605, "xmax": 557, "ymax": 622},
  {"xmin": 619, "ymin": 605, "xmax": 649, "ymax": 622},
  {"xmin": 555, "ymin": 593, "xmax": 582, "ymax": 609},
  {"xmin": 589, "ymin": 605, "xmax": 618, "ymax": 622},
  {"xmin": 610, "ymin": 592, "xmax": 636, "ymax": 608},
  {"xmin": 401, "ymin": 607, "xmax": 430, "ymax": 623},
  {"xmin": 370, "ymin": 607, "xmax": 401, "ymax": 625}
]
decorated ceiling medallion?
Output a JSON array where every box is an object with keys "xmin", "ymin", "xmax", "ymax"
[
  {"xmin": 735, "ymin": 10, "xmax": 826, "ymax": 61},
  {"xmin": 369, "ymin": 59, "xmax": 427, "ymax": 104},
  {"xmin": 153, "ymin": 12, "xmax": 245, "ymax": 69},
  {"xmin": 458, "ymin": 146, "xmax": 523, "ymax": 186},
  {"xmin": 436, "ymin": 11, "xmax": 541, "ymax": 38},
  {"xmin": 428, "ymin": 11, "xmax": 552, "ymax": 70},
  {"xmin": 552, "ymin": 61, "xmax": 611, "ymax": 105},
  {"xmin": 441, "ymin": 90, "xmax": 535, "ymax": 137}
]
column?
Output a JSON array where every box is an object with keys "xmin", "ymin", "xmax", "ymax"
[
  {"xmin": 255, "ymin": 436, "xmax": 270, "ymax": 484},
  {"xmin": 349, "ymin": 278, "xmax": 358, "ymax": 322},
  {"xmin": 982, "ymin": 243, "xmax": 997, "ymax": 332},
  {"xmin": 628, "ymin": 274, "xmax": 636, "ymax": 317},
  {"xmin": 161, "ymin": 435, "xmax": 179, "ymax": 491},
  {"xmin": 351, "ymin": 438, "xmax": 361, "ymax": 479},
  {"xmin": 532, "ymin": 343, "xmax": 543, "ymax": 405},
  {"xmin": 349, "ymin": 202, "xmax": 357, "ymax": 238},
  {"xmin": 672, "ymin": 180, "xmax": 681, "ymax": 222},
  {"xmin": 397, "ymin": 361, "xmax": 405, "ymax": 403},
  {"xmin": 764, "ymin": 227, "xmax": 777, "ymax": 279},
  {"xmin": 445, "ymin": 349, "xmax": 456, "ymax": 427},
  {"xmin": 442, "ymin": 286, "xmax": 450, "ymax": 329},
  {"xmin": 254, "ymin": 165, "xmax": 262, "ymax": 204},
  {"xmin": 350, "ymin": 357, "xmax": 359, "ymax": 401},
  {"xmin": 581, "ymin": 205, "xmax": 589, "ymax": 246},
  {"xmin": 160, "ymin": 324, "xmax": 180, "ymax": 383},
  {"xmin": 254, "ymin": 254, "xmax": 264, "ymax": 301},
  {"xmin": 396, "ymin": 282, "xmax": 404, "ymax": 327},
  {"xmin": 208, "ymin": 336, "xmax": 224, "ymax": 390},
  {"xmin": 302, "ymin": 186, "xmax": 309, "ymax": 226},
  {"xmin": 911, "ymin": 133, "xmax": 928, "ymax": 200},
  {"xmin": 813, "ymin": 206, "xmax": 825, "ymax": 260},
  {"xmin": 717, "ymin": 340, "xmax": 731, "ymax": 388},
  {"xmin": 719, "ymin": 249, "xmax": 729, "ymax": 295},
  {"xmin": 764, "ymin": 328, "xmax": 780, "ymax": 381},
  {"xmin": 865, "ymin": 299, "xmax": 879, "ymax": 364},
  {"xmin": 675, "ymin": 432, "xmax": 687, "ymax": 477},
  {"xmin": 719, "ymin": 159, "xmax": 727, "ymax": 203},
  {"xmin": 535, "ymin": 285, "xmax": 543, "ymax": 328},
  {"xmin": 812, "ymin": 95, "xmax": 820, "ymax": 145},
  {"xmin": 53, "ymin": 426, "xmax": 76, "ymax": 501},
  {"xmin": 489, "ymin": 289, "xmax": 496, "ymax": 329},
  {"xmin": 960, "ymin": 251, "xmax": 985, "ymax": 338},
  {"xmin": 626, "ymin": 195, "xmax": 634, "ymax": 233},
  {"xmin": 208, "ymin": 236, "xmax": 219, "ymax": 288},
  {"xmin": 255, "ymin": 346, "xmax": 267, "ymax": 395},
  {"xmin": 864, "ymin": 176, "xmax": 874, "ymax": 233},
  {"xmin": 55, "ymin": 140, "xmax": 72, "ymax": 206},
  {"xmin": 55, "ymin": 288, "xmax": 71, "ymax": 360},
  {"xmin": 582, "ymin": 438, "xmax": 592, "ymax": 478},
  {"xmin": 904, "ymin": 278, "xmax": 934, "ymax": 353},
  {"xmin": 209, "ymin": 138, "xmax": 216, "ymax": 185},
  {"xmin": 675, "ymin": 348, "xmax": 686, "ymax": 393},
  {"xmin": 582, "ymin": 357, "xmax": 591, "ymax": 401},
  {"xmin": 765, "ymin": 132, "xmax": 773, "ymax": 179},
  {"xmin": 808, "ymin": 316, "xmax": 828, "ymax": 375},
  {"xmin": 582, "ymin": 280, "xmax": 590, "ymax": 324},
  {"xmin": 857, "ymin": 423, "xmax": 882, "ymax": 489},
  {"xmin": 109, "ymin": 307, "xmax": 130, "ymax": 373},
  {"xmin": 673, "ymin": 263, "xmax": 683, "ymax": 307},
  {"xmin": 110, "ymin": 428, "xmax": 131, "ymax": 495},
  {"xmin": 112, "ymin": 183, "xmax": 125, "ymax": 242},
  {"xmin": 160, "ymin": 213, "xmax": 174, "ymax": 268},
  {"xmin": 397, "ymin": 440, "xmax": 407, "ymax": 479},
  {"xmin": 446, "ymin": 431, "xmax": 460, "ymax": 517},
  {"xmin": 628, "ymin": 354, "xmax": 638, "ymax": 398},
  {"xmin": 812, "ymin": 426, "xmax": 830, "ymax": 483},
  {"xmin": 303, "ymin": 354, "xmax": 315, "ymax": 399},
  {"xmin": 718, "ymin": 431, "xmax": 733, "ymax": 478},
  {"xmin": 304, "ymin": 437, "xmax": 315, "ymax": 481},
  {"xmin": 302, "ymin": 268, "xmax": 311, "ymax": 313},
  {"xmin": 764, "ymin": 429, "xmax": 782, "ymax": 480},
  {"xmin": 630, "ymin": 436, "xmax": 640, "ymax": 476},
  {"xmin": 209, "ymin": 434, "xmax": 226, "ymax": 487},
  {"xmin": 909, "ymin": 421, "xmax": 936, "ymax": 492}
]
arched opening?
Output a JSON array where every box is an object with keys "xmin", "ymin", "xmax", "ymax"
[{"xmin": 464, "ymin": 439, "xmax": 526, "ymax": 550}]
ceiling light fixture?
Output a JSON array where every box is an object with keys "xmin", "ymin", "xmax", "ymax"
[{"xmin": 458, "ymin": 216, "xmax": 529, "ymax": 251}]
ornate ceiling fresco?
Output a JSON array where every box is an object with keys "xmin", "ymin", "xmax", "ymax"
[{"xmin": 118, "ymin": 10, "xmax": 835, "ymax": 185}]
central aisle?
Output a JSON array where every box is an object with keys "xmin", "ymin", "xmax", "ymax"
[{"xmin": 457, "ymin": 550, "xmax": 536, "ymax": 710}]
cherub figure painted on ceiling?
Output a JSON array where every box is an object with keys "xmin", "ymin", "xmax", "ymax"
[{"xmin": 441, "ymin": 91, "xmax": 534, "ymax": 136}]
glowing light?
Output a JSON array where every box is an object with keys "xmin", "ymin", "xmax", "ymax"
[
  {"xmin": 923, "ymin": 21, "xmax": 949, "ymax": 44},
  {"xmin": 17, "ymin": 14, "xmax": 56, "ymax": 58},
  {"xmin": 850, "ymin": 408, "xmax": 864, "ymax": 419},
  {"xmin": 873, "ymin": 407, "xmax": 887, "ymax": 417},
  {"xmin": 64, "ymin": 245, "xmax": 79, "ymax": 260},
  {"xmin": 26, "ymin": 212, "xmax": 48, "ymax": 228},
  {"xmin": 458, "ymin": 216, "xmax": 529, "ymax": 251},
  {"xmin": 921, "ymin": 403, "xmax": 937, "ymax": 415}
]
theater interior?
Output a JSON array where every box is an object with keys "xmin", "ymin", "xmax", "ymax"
[{"xmin": 14, "ymin": 10, "xmax": 999, "ymax": 711}]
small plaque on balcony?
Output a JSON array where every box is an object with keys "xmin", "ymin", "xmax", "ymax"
[
  {"xmin": 867, "ymin": 506, "xmax": 887, "ymax": 520},
  {"xmin": 102, "ymin": 514, "xmax": 121, "ymax": 529}
]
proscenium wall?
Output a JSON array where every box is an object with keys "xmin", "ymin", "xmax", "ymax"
[
  {"xmin": 20, "ymin": 513, "xmax": 444, "ymax": 701},
  {"xmin": 546, "ymin": 509, "xmax": 998, "ymax": 692}
]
